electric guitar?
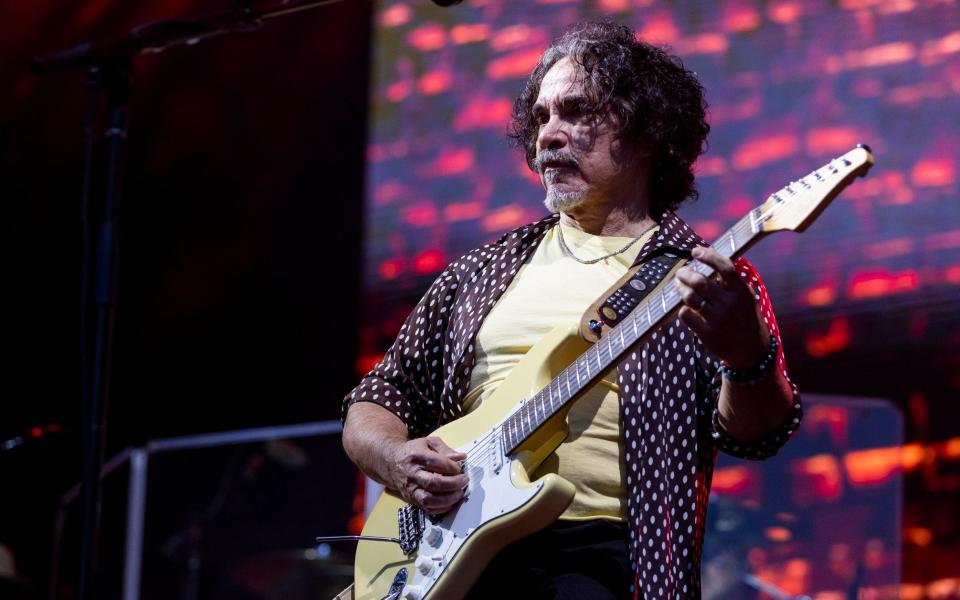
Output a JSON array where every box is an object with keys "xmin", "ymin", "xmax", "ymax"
[{"xmin": 346, "ymin": 145, "xmax": 875, "ymax": 600}]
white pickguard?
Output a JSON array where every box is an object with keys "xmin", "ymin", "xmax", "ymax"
[{"xmin": 398, "ymin": 427, "xmax": 543, "ymax": 599}]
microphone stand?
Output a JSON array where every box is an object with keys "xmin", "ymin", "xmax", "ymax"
[{"xmin": 31, "ymin": 2, "xmax": 354, "ymax": 599}]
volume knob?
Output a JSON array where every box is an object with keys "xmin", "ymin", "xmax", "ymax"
[
  {"xmin": 415, "ymin": 555, "xmax": 435, "ymax": 576},
  {"xmin": 401, "ymin": 585, "xmax": 424, "ymax": 600},
  {"xmin": 424, "ymin": 524, "xmax": 443, "ymax": 546}
]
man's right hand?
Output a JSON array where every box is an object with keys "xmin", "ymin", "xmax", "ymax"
[{"xmin": 386, "ymin": 436, "xmax": 468, "ymax": 515}]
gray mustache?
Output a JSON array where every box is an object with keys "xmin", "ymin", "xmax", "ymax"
[{"xmin": 533, "ymin": 150, "xmax": 580, "ymax": 174}]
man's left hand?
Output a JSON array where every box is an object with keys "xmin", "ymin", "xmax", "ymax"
[{"xmin": 675, "ymin": 246, "xmax": 769, "ymax": 369}]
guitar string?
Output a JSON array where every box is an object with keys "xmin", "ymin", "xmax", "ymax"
[
  {"xmin": 456, "ymin": 168, "xmax": 855, "ymax": 480},
  {"xmin": 444, "ymin": 164, "xmax": 853, "ymax": 497},
  {"xmin": 457, "ymin": 179, "xmax": 820, "ymax": 468}
]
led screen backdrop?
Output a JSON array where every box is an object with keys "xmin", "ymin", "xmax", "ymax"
[
  {"xmin": 359, "ymin": 0, "xmax": 960, "ymax": 592},
  {"xmin": 361, "ymin": 0, "xmax": 960, "ymax": 383}
]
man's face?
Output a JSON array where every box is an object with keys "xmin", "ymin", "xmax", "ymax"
[{"xmin": 532, "ymin": 57, "xmax": 646, "ymax": 215}]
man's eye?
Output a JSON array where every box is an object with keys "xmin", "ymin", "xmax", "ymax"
[
  {"xmin": 564, "ymin": 100, "xmax": 585, "ymax": 118},
  {"xmin": 534, "ymin": 113, "xmax": 549, "ymax": 126},
  {"xmin": 571, "ymin": 106, "xmax": 593, "ymax": 124}
]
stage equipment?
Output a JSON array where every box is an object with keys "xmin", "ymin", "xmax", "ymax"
[
  {"xmin": 49, "ymin": 421, "xmax": 348, "ymax": 600},
  {"xmin": 31, "ymin": 2, "xmax": 361, "ymax": 599}
]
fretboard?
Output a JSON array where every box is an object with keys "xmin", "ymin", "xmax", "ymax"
[{"xmin": 501, "ymin": 211, "xmax": 765, "ymax": 455}]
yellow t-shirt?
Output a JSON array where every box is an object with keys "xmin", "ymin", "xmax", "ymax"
[{"xmin": 464, "ymin": 222, "xmax": 658, "ymax": 521}]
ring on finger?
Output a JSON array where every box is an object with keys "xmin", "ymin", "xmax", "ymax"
[{"xmin": 697, "ymin": 297, "xmax": 708, "ymax": 311}]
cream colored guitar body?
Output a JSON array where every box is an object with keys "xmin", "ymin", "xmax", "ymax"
[{"xmin": 352, "ymin": 324, "xmax": 591, "ymax": 600}]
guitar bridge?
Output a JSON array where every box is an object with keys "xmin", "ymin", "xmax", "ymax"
[{"xmin": 397, "ymin": 505, "xmax": 426, "ymax": 555}]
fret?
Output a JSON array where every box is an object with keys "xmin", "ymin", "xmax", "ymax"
[
  {"xmin": 728, "ymin": 226, "xmax": 743, "ymax": 254},
  {"xmin": 522, "ymin": 401, "xmax": 531, "ymax": 436},
  {"xmin": 575, "ymin": 362, "xmax": 581, "ymax": 387}
]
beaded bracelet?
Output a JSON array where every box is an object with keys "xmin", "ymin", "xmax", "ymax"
[{"xmin": 719, "ymin": 333, "xmax": 779, "ymax": 385}]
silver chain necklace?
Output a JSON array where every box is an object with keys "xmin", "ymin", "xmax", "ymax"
[{"xmin": 556, "ymin": 223, "xmax": 652, "ymax": 265}]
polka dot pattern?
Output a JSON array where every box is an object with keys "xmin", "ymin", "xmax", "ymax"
[{"xmin": 343, "ymin": 212, "xmax": 802, "ymax": 598}]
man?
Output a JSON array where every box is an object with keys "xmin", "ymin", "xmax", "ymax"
[{"xmin": 342, "ymin": 22, "xmax": 801, "ymax": 598}]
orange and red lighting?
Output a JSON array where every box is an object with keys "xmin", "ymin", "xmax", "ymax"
[
  {"xmin": 374, "ymin": 181, "xmax": 412, "ymax": 206},
  {"xmin": 386, "ymin": 80, "xmax": 412, "ymax": 103},
  {"xmin": 417, "ymin": 148, "xmax": 475, "ymax": 177},
  {"xmin": 486, "ymin": 49, "xmax": 544, "ymax": 80},
  {"xmin": 489, "ymin": 25, "xmax": 547, "ymax": 52},
  {"xmin": 635, "ymin": 11, "xmax": 681, "ymax": 45},
  {"xmin": 418, "ymin": 70, "xmax": 453, "ymax": 96},
  {"xmin": 711, "ymin": 465, "xmax": 757, "ymax": 495},
  {"xmin": 673, "ymin": 34, "xmax": 728, "ymax": 55},
  {"xmin": 722, "ymin": 3, "xmax": 762, "ymax": 33},
  {"xmin": 805, "ymin": 406, "xmax": 850, "ymax": 445},
  {"xmin": 843, "ymin": 443, "xmax": 926, "ymax": 486},
  {"xmin": 355, "ymin": 353, "xmax": 384, "ymax": 376},
  {"xmin": 482, "ymin": 205, "xmax": 533, "ymax": 233},
  {"xmin": 596, "ymin": 0, "xmax": 630, "ymax": 13},
  {"xmin": 805, "ymin": 317, "xmax": 850, "ymax": 357},
  {"xmin": 453, "ymin": 96, "xmax": 513, "ymax": 132},
  {"xmin": 412, "ymin": 249, "xmax": 444, "ymax": 275},
  {"xmin": 406, "ymin": 23, "xmax": 448, "ymax": 52},
  {"xmin": 450, "ymin": 24, "xmax": 490, "ymax": 45},
  {"xmin": 378, "ymin": 258, "xmax": 405, "ymax": 281},
  {"xmin": 848, "ymin": 270, "xmax": 919, "ymax": 299},
  {"xmin": 401, "ymin": 202, "xmax": 438, "ymax": 228},
  {"xmin": 767, "ymin": 1, "xmax": 804, "ymax": 24},
  {"xmin": 793, "ymin": 454, "xmax": 844, "ymax": 502},
  {"xmin": 379, "ymin": 3, "xmax": 412, "ymax": 28},
  {"xmin": 444, "ymin": 201, "xmax": 485, "ymax": 222},
  {"xmin": 805, "ymin": 126, "xmax": 864, "ymax": 156},
  {"xmin": 804, "ymin": 281, "xmax": 838, "ymax": 307},
  {"xmin": 692, "ymin": 156, "xmax": 726, "ymax": 177},
  {"xmin": 912, "ymin": 158, "xmax": 956, "ymax": 187},
  {"xmin": 732, "ymin": 133, "xmax": 799, "ymax": 170}
]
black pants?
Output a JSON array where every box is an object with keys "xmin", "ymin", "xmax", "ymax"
[{"xmin": 465, "ymin": 519, "xmax": 632, "ymax": 599}]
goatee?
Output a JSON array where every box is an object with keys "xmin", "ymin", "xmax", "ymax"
[{"xmin": 544, "ymin": 188, "xmax": 587, "ymax": 214}]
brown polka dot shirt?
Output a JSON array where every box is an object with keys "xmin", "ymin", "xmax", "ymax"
[{"xmin": 344, "ymin": 211, "xmax": 802, "ymax": 598}]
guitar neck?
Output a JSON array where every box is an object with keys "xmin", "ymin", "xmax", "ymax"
[
  {"xmin": 501, "ymin": 213, "xmax": 764, "ymax": 455},
  {"xmin": 500, "ymin": 145, "xmax": 874, "ymax": 454}
]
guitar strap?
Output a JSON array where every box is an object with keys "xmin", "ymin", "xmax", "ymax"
[{"xmin": 579, "ymin": 250, "xmax": 685, "ymax": 343}]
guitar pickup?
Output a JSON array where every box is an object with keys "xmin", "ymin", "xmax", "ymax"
[{"xmin": 492, "ymin": 430, "xmax": 504, "ymax": 474}]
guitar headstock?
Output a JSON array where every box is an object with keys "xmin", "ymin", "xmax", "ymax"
[{"xmin": 758, "ymin": 145, "xmax": 875, "ymax": 234}]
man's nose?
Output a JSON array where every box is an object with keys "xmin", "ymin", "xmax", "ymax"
[{"xmin": 537, "ymin": 114, "xmax": 567, "ymax": 152}]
